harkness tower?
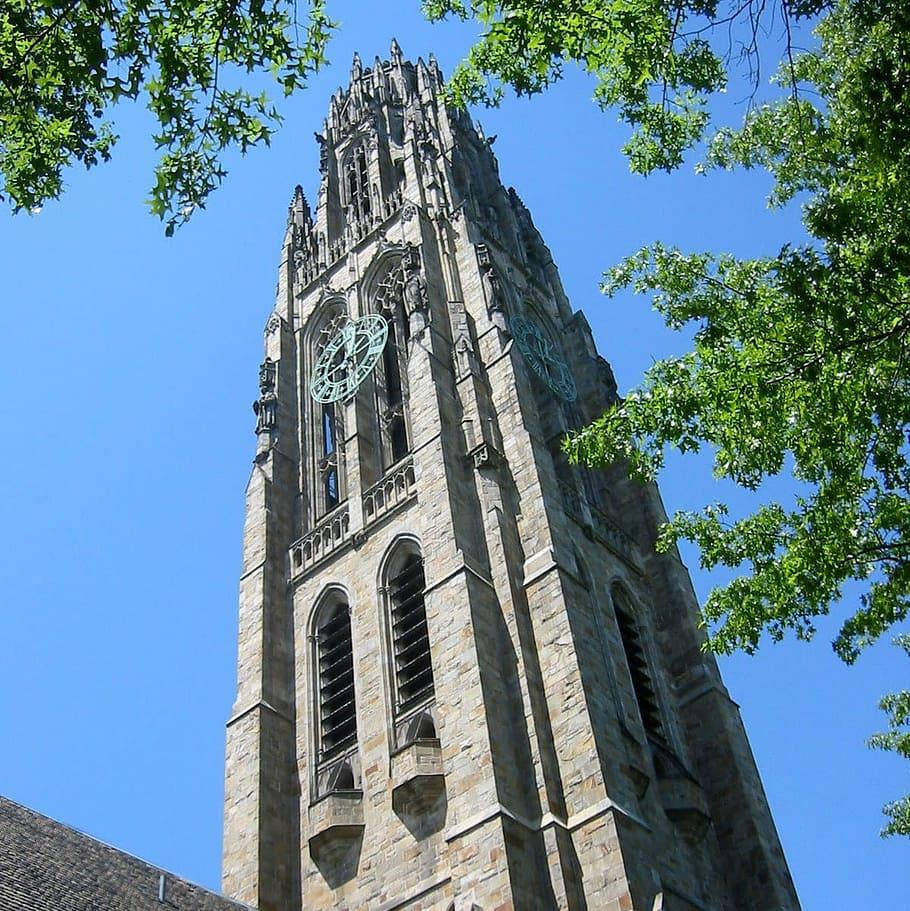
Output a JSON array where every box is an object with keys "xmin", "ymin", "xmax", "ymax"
[{"xmin": 222, "ymin": 41, "xmax": 801, "ymax": 911}]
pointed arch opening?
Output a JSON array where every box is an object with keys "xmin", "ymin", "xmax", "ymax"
[
  {"xmin": 610, "ymin": 584, "xmax": 666, "ymax": 745},
  {"xmin": 305, "ymin": 301, "xmax": 349, "ymax": 521},
  {"xmin": 345, "ymin": 141, "xmax": 371, "ymax": 223},
  {"xmin": 370, "ymin": 256, "xmax": 412, "ymax": 469},
  {"xmin": 381, "ymin": 538, "xmax": 437, "ymax": 749},
  {"xmin": 313, "ymin": 590, "xmax": 357, "ymax": 760}
]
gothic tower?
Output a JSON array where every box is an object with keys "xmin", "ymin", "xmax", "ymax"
[{"xmin": 222, "ymin": 43, "xmax": 800, "ymax": 911}]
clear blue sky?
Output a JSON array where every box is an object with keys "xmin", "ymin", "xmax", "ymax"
[{"xmin": 0, "ymin": 3, "xmax": 905, "ymax": 907}]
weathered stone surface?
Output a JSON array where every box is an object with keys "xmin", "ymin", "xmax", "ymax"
[{"xmin": 222, "ymin": 45, "xmax": 801, "ymax": 911}]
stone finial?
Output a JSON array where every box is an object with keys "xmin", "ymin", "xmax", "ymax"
[
  {"xmin": 288, "ymin": 184, "xmax": 312, "ymax": 226},
  {"xmin": 351, "ymin": 51, "xmax": 362, "ymax": 79},
  {"xmin": 390, "ymin": 37, "xmax": 403, "ymax": 65}
]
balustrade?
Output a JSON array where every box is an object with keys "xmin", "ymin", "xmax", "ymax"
[
  {"xmin": 289, "ymin": 502, "xmax": 350, "ymax": 576},
  {"xmin": 362, "ymin": 456, "xmax": 416, "ymax": 526}
]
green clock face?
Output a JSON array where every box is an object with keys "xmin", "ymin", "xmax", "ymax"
[
  {"xmin": 309, "ymin": 314, "xmax": 389, "ymax": 403},
  {"xmin": 511, "ymin": 314, "xmax": 577, "ymax": 402}
]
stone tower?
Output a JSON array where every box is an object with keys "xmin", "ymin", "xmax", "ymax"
[{"xmin": 222, "ymin": 43, "xmax": 800, "ymax": 911}]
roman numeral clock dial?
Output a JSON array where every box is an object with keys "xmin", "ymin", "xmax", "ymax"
[
  {"xmin": 510, "ymin": 313, "xmax": 577, "ymax": 402},
  {"xmin": 309, "ymin": 314, "xmax": 389, "ymax": 404}
]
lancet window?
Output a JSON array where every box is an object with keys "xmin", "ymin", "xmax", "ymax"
[
  {"xmin": 315, "ymin": 593, "xmax": 357, "ymax": 759},
  {"xmin": 346, "ymin": 142, "xmax": 371, "ymax": 223},
  {"xmin": 373, "ymin": 261, "xmax": 412, "ymax": 468},
  {"xmin": 308, "ymin": 304, "xmax": 348, "ymax": 519},
  {"xmin": 611, "ymin": 585, "xmax": 666, "ymax": 744},
  {"xmin": 383, "ymin": 541, "xmax": 436, "ymax": 747}
]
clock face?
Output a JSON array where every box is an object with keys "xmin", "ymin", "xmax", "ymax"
[
  {"xmin": 309, "ymin": 314, "xmax": 389, "ymax": 403},
  {"xmin": 510, "ymin": 314, "xmax": 577, "ymax": 402}
]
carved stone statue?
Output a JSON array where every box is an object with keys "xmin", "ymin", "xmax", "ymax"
[
  {"xmin": 401, "ymin": 245, "xmax": 429, "ymax": 338},
  {"xmin": 476, "ymin": 243, "xmax": 507, "ymax": 330},
  {"xmin": 314, "ymin": 131, "xmax": 328, "ymax": 173},
  {"xmin": 258, "ymin": 357, "xmax": 276, "ymax": 394},
  {"xmin": 254, "ymin": 358, "xmax": 278, "ymax": 434}
]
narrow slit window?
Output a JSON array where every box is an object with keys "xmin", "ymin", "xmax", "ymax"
[
  {"xmin": 389, "ymin": 554, "xmax": 434, "ymax": 709},
  {"xmin": 613, "ymin": 590, "xmax": 665, "ymax": 744},
  {"xmin": 378, "ymin": 295, "xmax": 410, "ymax": 466},
  {"xmin": 322, "ymin": 404, "xmax": 339, "ymax": 509},
  {"xmin": 317, "ymin": 600, "xmax": 357, "ymax": 758},
  {"xmin": 347, "ymin": 144, "xmax": 371, "ymax": 221}
]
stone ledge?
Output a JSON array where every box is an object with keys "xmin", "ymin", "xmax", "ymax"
[
  {"xmin": 391, "ymin": 739, "xmax": 445, "ymax": 814},
  {"xmin": 307, "ymin": 790, "xmax": 364, "ymax": 855},
  {"xmin": 657, "ymin": 774, "xmax": 711, "ymax": 843}
]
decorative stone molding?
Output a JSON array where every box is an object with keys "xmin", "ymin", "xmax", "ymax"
[
  {"xmin": 469, "ymin": 442, "xmax": 500, "ymax": 471},
  {"xmin": 289, "ymin": 501, "xmax": 351, "ymax": 576},
  {"xmin": 307, "ymin": 790, "xmax": 365, "ymax": 858},
  {"xmin": 362, "ymin": 456, "xmax": 416, "ymax": 526},
  {"xmin": 391, "ymin": 738, "xmax": 445, "ymax": 825}
]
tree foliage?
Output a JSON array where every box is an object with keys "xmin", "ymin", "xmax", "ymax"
[
  {"xmin": 422, "ymin": 0, "xmax": 910, "ymax": 833},
  {"xmin": 562, "ymin": 0, "xmax": 910, "ymax": 665},
  {"xmin": 0, "ymin": 0, "xmax": 334, "ymax": 233},
  {"xmin": 868, "ymin": 635, "xmax": 910, "ymax": 837},
  {"xmin": 4, "ymin": 0, "xmax": 908, "ymax": 835}
]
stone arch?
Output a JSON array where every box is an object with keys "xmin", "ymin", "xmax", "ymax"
[
  {"xmin": 378, "ymin": 535, "xmax": 436, "ymax": 747},
  {"xmin": 309, "ymin": 584, "xmax": 361, "ymax": 799},
  {"xmin": 362, "ymin": 249, "xmax": 413, "ymax": 469},
  {"xmin": 609, "ymin": 581, "xmax": 667, "ymax": 745},
  {"xmin": 302, "ymin": 299, "xmax": 351, "ymax": 519}
]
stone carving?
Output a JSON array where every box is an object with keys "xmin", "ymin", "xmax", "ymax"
[
  {"xmin": 470, "ymin": 442, "xmax": 499, "ymax": 471},
  {"xmin": 265, "ymin": 313, "xmax": 281, "ymax": 335},
  {"xmin": 401, "ymin": 244, "xmax": 429, "ymax": 337},
  {"xmin": 253, "ymin": 357, "xmax": 278, "ymax": 434},
  {"xmin": 314, "ymin": 131, "xmax": 328, "ymax": 173},
  {"xmin": 476, "ymin": 243, "xmax": 507, "ymax": 329}
]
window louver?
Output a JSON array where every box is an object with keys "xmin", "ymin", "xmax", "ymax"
[
  {"xmin": 613, "ymin": 599, "xmax": 665, "ymax": 743},
  {"xmin": 390, "ymin": 555, "xmax": 434, "ymax": 708},
  {"xmin": 318, "ymin": 604, "xmax": 357, "ymax": 756}
]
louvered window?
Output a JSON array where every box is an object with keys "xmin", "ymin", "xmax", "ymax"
[
  {"xmin": 390, "ymin": 554, "xmax": 434, "ymax": 709},
  {"xmin": 613, "ymin": 591, "xmax": 666, "ymax": 744},
  {"xmin": 317, "ymin": 601, "xmax": 357, "ymax": 758}
]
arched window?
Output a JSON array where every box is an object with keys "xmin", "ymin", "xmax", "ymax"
[
  {"xmin": 346, "ymin": 143, "xmax": 371, "ymax": 222},
  {"xmin": 611, "ymin": 585, "xmax": 666, "ymax": 744},
  {"xmin": 372, "ymin": 260, "xmax": 412, "ymax": 468},
  {"xmin": 382, "ymin": 541, "xmax": 436, "ymax": 749},
  {"xmin": 315, "ymin": 594, "xmax": 357, "ymax": 760},
  {"xmin": 308, "ymin": 303, "xmax": 348, "ymax": 518},
  {"xmin": 390, "ymin": 552, "xmax": 434, "ymax": 709}
]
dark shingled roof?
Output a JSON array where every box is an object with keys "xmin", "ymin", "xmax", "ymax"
[{"xmin": 0, "ymin": 795, "xmax": 253, "ymax": 911}]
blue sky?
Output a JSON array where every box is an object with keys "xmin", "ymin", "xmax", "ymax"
[{"xmin": 0, "ymin": 2, "xmax": 905, "ymax": 907}]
